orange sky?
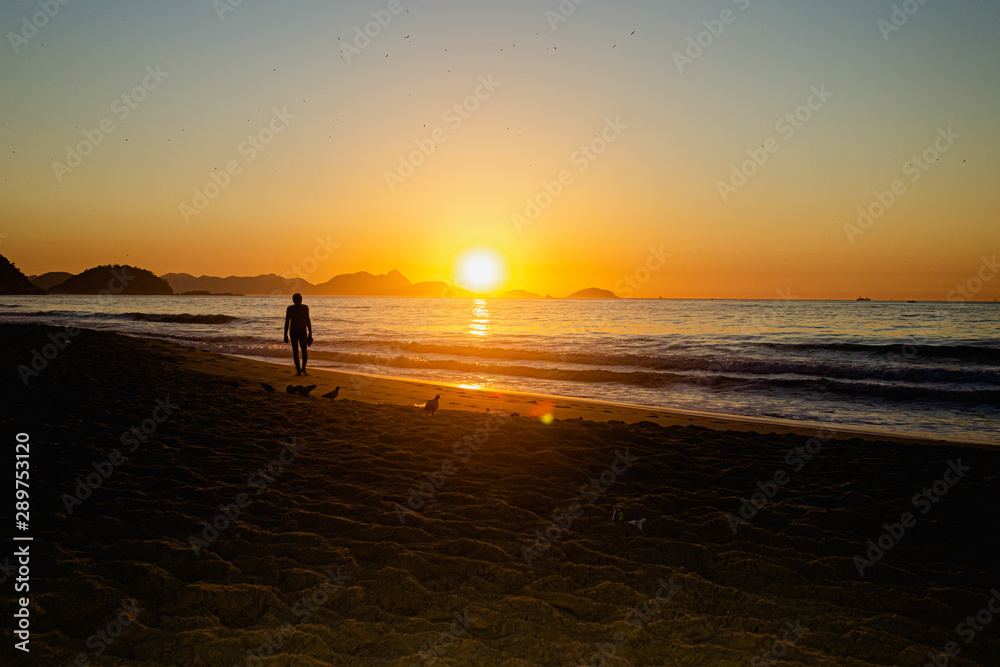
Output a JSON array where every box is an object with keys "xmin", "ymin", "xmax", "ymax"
[{"xmin": 1, "ymin": 1, "xmax": 998, "ymax": 300}]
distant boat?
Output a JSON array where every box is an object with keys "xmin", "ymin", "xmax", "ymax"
[{"xmin": 856, "ymin": 297, "xmax": 871, "ymax": 301}]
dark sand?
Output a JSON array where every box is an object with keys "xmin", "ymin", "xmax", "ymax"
[{"xmin": 2, "ymin": 323, "xmax": 999, "ymax": 666}]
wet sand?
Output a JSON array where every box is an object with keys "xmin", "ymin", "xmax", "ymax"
[{"xmin": 3, "ymin": 323, "xmax": 999, "ymax": 666}]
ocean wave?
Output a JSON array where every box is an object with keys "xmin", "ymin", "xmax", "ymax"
[
  {"xmin": 341, "ymin": 336, "xmax": 1000, "ymax": 363},
  {"xmin": 0, "ymin": 309, "xmax": 97, "ymax": 318},
  {"xmin": 175, "ymin": 340, "xmax": 1000, "ymax": 405},
  {"xmin": 181, "ymin": 342, "xmax": 694, "ymax": 386},
  {"xmin": 764, "ymin": 341, "xmax": 1000, "ymax": 362},
  {"xmin": 737, "ymin": 376, "xmax": 1000, "ymax": 406},
  {"xmin": 0, "ymin": 308, "xmax": 239, "ymax": 325},
  {"xmin": 116, "ymin": 312, "xmax": 238, "ymax": 324},
  {"xmin": 322, "ymin": 338, "xmax": 1000, "ymax": 384},
  {"xmin": 164, "ymin": 334, "xmax": 1000, "ymax": 388}
]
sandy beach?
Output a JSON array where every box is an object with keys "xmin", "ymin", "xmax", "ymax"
[{"xmin": 4, "ymin": 323, "xmax": 999, "ymax": 666}]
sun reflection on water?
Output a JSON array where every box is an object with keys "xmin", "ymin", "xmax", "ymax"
[{"xmin": 468, "ymin": 298, "xmax": 490, "ymax": 337}]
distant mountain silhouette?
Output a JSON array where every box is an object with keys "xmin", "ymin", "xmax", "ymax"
[
  {"xmin": 161, "ymin": 273, "xmax": 301, "ymax": 295},
  {"xmin": 0, "ymin": 254, "xmax": 46, "ymax": 295},
  {"xmin": 565, "ymin": 287, "xmax": 619, "ymax": 299},
  {"xmin": 160, "ymin": 270, "xmax": 483, "ymax": 298},
  {"xmin": 162, "ymin": 270, "xmax": 415, "ymax": 296},
  {"xmin": 51, "ymin": 265, "xmax": 173, "ymax": 295},
  {"xmin": 496, "ymin": 289, "xmax": 542, "ymax": 299},
  {"xmin": 308, "ymin": 269, "xmax": 411, "ymax": 295},
  {"xmin": 28, "ymin": 271, "xmax": 74, "ymax": 291}
]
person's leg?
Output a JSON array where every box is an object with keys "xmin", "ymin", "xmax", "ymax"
[
  {"xmin": 291, "ymin": 336, "xmax": 302, "ymax": 374},
  {"xmin": 299, "ymin": 331, "xmax": 309, "ymax": 375}
]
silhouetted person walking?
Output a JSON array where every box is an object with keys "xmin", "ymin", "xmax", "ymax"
[{"xmin": 284, "ymin": 293, "xmax": 312, "ymax": 376}]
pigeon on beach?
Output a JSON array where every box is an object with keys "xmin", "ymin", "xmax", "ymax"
[{"xmin": 422, "ymin": 394, "xmax": 440, "ymax": 415}]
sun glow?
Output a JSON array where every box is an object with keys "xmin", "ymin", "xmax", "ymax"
[{"xmin": 456, "ymin": 249, "xmax": 505, "ymax": 293}]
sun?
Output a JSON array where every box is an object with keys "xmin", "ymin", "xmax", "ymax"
[{"xmin": 456, "ymin": 249, "xmax": 505, "ymax": 293}]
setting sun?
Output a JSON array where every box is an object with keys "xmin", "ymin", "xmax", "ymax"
[{"xmin": 456, "ymin": 249, "xmax": 505, "ymax": 294}]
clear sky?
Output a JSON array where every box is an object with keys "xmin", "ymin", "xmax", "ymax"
[{"xmin": 1, "ymin": 0, "xmax": 998, "ymax": 299}]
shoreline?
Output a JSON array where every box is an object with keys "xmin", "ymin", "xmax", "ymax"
[
  {"xmin": 6, "ymin": 321, "xmax": 992, "ymax": 447},
  {"xmin": 178, "ymin": 349, "xmax": 994, "ymax": 449}
]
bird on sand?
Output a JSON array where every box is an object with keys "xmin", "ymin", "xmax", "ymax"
[
  {"xmin": 422, "ymin": 394, "xmax": 441, "ymax": 415},
  {"xmin": 322, "ymin": 386, "xmax": 340, "ymax": 400},
  {"xmin": 261, "ymin": 383, "xmax": 275, "ymax": 393},
  {"xmin": 286, "ymin": 384, "xmax": 317, "ymax": 397}
]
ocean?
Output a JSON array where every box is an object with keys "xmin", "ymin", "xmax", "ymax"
[{"xmin": 3, "ymin": 295, "xmax": 998, "ymax": 443}]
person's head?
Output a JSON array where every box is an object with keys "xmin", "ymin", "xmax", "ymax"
[{"xmin": 292, "ymin": 293, "xmax": 302, "ymax": 305}]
